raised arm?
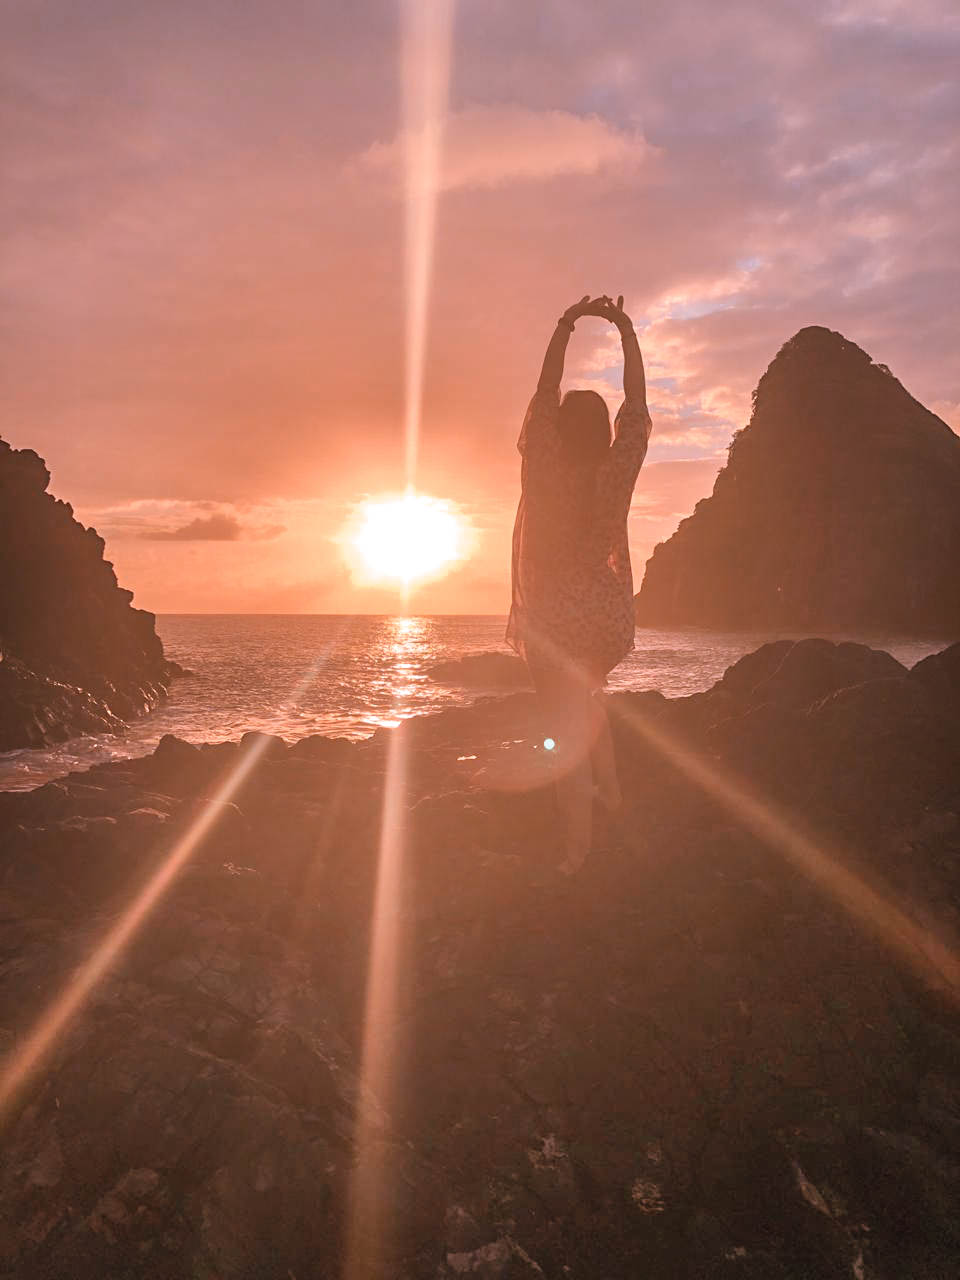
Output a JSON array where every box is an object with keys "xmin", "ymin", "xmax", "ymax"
[
  {"xmin": 537, "ymin": 295, "xmax": 609, "ymax": 392},
  {"xmin": 537, "ymin": 322, "xmax": 573, "ymax": 393},
  {"xmin": 620, "ymin": 327, "xmax": 647, "ymax": 405},
  {"xmin": 602, "ymin": 294, "xmax": 647, "ymax": 405}
]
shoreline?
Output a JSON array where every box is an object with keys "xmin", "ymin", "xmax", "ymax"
[
  {"xmin": 1, "ymin": 637, "xmax": 959, "ymax": 1275},
  {"xmin": 2, "ymin": 625, "xmax": 948, "ymax": 793}
]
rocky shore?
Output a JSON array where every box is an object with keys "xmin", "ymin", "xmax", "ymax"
[
  {"xmin": 0, "ymin": 438, "xmax": 182, "ymax": 751},
  {"xmin": 1, "ymin": 638, "xmax": 959, "ymax": 1278}
]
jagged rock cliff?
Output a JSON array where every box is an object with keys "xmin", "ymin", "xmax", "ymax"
[
  {"xmin": 635, "ymin": 327, "xmax": 960, "ymax": 634},
  {"xmin": 0, "ymin": 438, "xmax": 180, "ymax": 750}
]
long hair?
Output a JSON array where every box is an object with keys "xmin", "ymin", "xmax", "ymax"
[{"xmin": 557, "ymin": 390, "xmax": 611, "ymax": 532}]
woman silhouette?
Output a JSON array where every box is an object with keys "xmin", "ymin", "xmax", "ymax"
[{"xmin": 507, "ymin": 294, "xmax": 652, "ymax": 873}]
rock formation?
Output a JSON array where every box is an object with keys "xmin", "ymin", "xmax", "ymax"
[
  {"xmin": 635, "ymin": 327, "xmax": 960, "ymax": 635},
  {"xmin": 426, "ymin": 650, "xmax": 532, "ymax": 688},
  {"xmin": 1, "ymin": 637, "xmax": 959, "ymax": 1277},
  {"xmin": 0, "ymin": 438, "xmax": 181, "ymax": 751}
]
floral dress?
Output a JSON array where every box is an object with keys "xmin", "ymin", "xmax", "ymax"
[{"xmin": 506, "ymin": 387, "xmax": 651, "ymax": 685}]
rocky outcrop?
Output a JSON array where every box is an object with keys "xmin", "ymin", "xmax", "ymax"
[
  {"xmin": 0, "ymin": 438, "xmax": 181, "ymax": 750},
  {"xmin": 1, "ymin": 638, "xmax": 959, "ymax": 1277},
  {"xmin": 635, "ymin": 326, "xmax": 960, "ymax": 635},
  {"xmin": 426, "ymin": 650, "xmax": 532, "ymax": 688}
]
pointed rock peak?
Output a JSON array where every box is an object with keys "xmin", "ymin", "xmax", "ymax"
[
  {"xmin": 767, "ymin": 326, "xmax": 874, "ymax": 375},
  {"xmin": 787, "ymin": 324, "xmax": 866, "ymax": 352},
  {"xmin": 635, "ymin": 326, "xmax": 960, "ymax": 634},
  {"xmin": 749, "ymin": 325, "xmax": 907, "ymax": 424}
]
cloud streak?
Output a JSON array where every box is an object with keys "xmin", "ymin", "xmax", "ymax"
[
  {"xmin": 357, "ymin": 105, "xmax": 655, "ymax": 191},
  {"xmin": 143, "ymin": 513, "xmax": 286, "ymax": 542}
]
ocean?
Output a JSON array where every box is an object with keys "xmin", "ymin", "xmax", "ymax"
[{"xmin": 0, "ymin": 614, "xmax": 944, "ymax": 791}]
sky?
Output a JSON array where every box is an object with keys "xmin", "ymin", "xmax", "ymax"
[{"xmin": 3, "ymin": 0, "xmax": 958, "ymax": 614}]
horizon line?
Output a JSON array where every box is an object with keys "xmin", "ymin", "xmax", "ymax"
[{"xmin": 156, "ymin": 611, "xmax": 511, "ymax": 617}]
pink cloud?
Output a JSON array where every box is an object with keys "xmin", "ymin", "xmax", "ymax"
[
  {"xmin": 3, "ymin": 0, "xmax": 958, "ymax": 609},
  {"xmin": 356, "ymin": 106, "xmax": 656, "ymax": 191}
]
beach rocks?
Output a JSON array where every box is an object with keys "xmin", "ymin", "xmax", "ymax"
[
  {"xmin": 0, "ymin": 437, "xmax": 181, "ymax": 751},
  {"xmin": 426, "ymin": 650, "xmax": 532, "ymax": 689},
  {"xmin": 718, "ymin": 636, "xmax": 907, "ymax": 709},
  {"xmin": 1, "ymin": 637, "xmax": 959, "ymax": 1277},
  {"xmin": 239, "ymin": 730, "xmax": 288, "ymax": 758},
  {"xmin": 0, "ymin": 656, "xmax": 127, "ymax": 752},
  {"xmin": 287, "ymin": 733, "xmax": 355, "ymax": 763}
]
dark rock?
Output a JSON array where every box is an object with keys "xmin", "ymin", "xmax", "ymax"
[
  {"xmin": 911, "ymin": 640, "xmax": 960, "ymax": 722},
  {"xmin": 172, "ymin": 795, "xmax": 250, "ymax": 849},
  {"xmin": 287, "ymin": 733, "xmax": 355, "ymax": 763},
  {"xmin": 719, "ymin": 637, "xmax": 907, "ymax": 709},
  {"xmin": 164, "ymin": 659, "xmax": 194, "ymax": 677},
  {"xmin": 799, "ymin": 675, "xmax": 960, "ymax": 828},
  {"xmin": 238, "ymin": 730, "xmax": 288, "ymax": 758},
  {"xmin": 139, "ymin": 734, "xmax": 207, "ymax": 798},
  {"xmin": 0, "ymin": 656, "xmax": 126, "ymax": 752},
  {"xmin": 636, "ymin": 327, "xmax": 960, "ymax": 633},
  {"xmin": 152, "ymin": 733, "xmax": 201, "ymax": 768},
  {"xmin": 1, "ymin": 638, "xmax": 960, "ymax": 1277},
  {"xmin": 0, "ymin": 437, "xmax": 182, "ymax": 750},
  {"xmin": 426, "ymin": 650, "xmax": 532, "ymax": 688}
]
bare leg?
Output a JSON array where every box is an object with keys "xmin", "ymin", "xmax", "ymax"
[
  {"xmin": 590, "ymin": 694, "xmax": 622, "ymax": 812},
  {"xmin": 529, "ymin": 652, "xmax": 597, "ymax": 875},
  {"xmin": 557, "ymin": 744, "xmax": 593, "ymax": 876},
  {"xmin": 553, "ymin": 675, "xmax": 596, "ymax": 876}
]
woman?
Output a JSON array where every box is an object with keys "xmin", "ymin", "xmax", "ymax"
[{"xmin": 506, "ymin": 294, "xmax": 652, "ymax": 874}]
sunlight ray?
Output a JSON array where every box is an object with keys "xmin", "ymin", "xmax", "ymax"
[
  {"xmin": 343, "ymin": 697, "xmax": 410, "ymax": 1278},
  {"xmin": 516, "ymin": 619, "xmax": 960, "ymax": 1001},
  {"xmin": 401, "ymin": 0, "xmax": 454, "ymax": 486},
  {"xmin": 343, "ymin": 4, "xmax": 455, "ymax": 1256},
  {"xmin": 607, "ymin": 697, "xmax": 960, "ymax": 1001},
  {"xmin": 0, "ymin": 624, "xmax": 356, "ymax": 1126}
]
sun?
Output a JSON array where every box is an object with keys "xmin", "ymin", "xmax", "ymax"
[{"xmin": 344, "ymin": 490, "xmax": 465, "ymax": 585}]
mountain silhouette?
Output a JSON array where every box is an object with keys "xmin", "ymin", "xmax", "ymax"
[{"xmin": 635, "ymin": 327, "xmax": 960, "ymax": 635}]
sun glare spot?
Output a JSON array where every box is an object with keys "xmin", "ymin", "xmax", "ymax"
[{"xmin": 344, "ymin": 490, "xmax": 464, "ymax": 585}]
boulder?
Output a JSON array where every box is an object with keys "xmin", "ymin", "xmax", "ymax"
[
  {"xmin": 239, "ymin": 730, "xmax": 288, "ymax": 759},
  {"xmin": 426, "ymin": 651, "xmax": 532, "ymax": 689},
  {"xmin": 719, "ymin": 637, "xmax": 907, "ymax": 710},
  {"xmin": 287, "ymin": 733, "xmax": 355, "ymax": 764}
]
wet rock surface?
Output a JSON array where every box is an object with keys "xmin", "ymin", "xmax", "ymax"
[
  {"xmin": 0, "ymin": 438, "xmax": 181, "ymax": 751},
  {"xmin": 635, "ymin": 326, "xmax": 960, "ymax": 634},
  {"xmin": 1, "ymin": 639, "xmax": 960, "ymax": 1277}
]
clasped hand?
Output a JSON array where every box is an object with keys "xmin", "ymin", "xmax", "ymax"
[{"xmin": 564, "ymin": 294, "xmax": 633, "ymax": 332}]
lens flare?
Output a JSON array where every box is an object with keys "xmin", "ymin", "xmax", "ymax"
[
  {"xmin": 343, "ymin": 712, "xmax": 409, "ymax": 1278},
  {"xmin": 343, "ymin": 4, "xmax": 454, "ymax": 1272},
  {"xmin": 518, "ymin": 619, "xmax": 960, "ymax": 1002},
  {"xmin": 402, "ymin": 0, "xmax": 453, "ymax": 486},
  {"xmin": 0, "ymin": 626, "xmax": 355, "ymax": 1127},
  {"xmin": 609, "ymin": 698, "xmax": 960, "ymax": 1001}
]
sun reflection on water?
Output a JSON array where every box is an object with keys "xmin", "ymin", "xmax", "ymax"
[{"xmin": 367, "ymin": 616, "xmax": 432, "ymax": 729}]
